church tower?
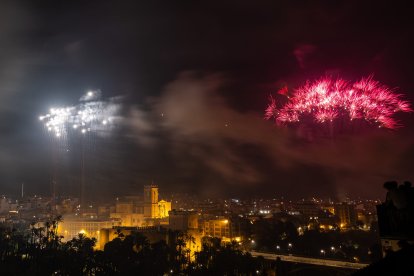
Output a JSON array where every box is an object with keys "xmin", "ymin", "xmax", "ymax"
[{"xmin": 144, "ymin": 184, "xmax": 159, "ymax": 218}]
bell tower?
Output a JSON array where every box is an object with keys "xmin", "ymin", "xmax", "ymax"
[{"xmin": 144, "ymin": 184, "xmax": 159, "ymax": 218}]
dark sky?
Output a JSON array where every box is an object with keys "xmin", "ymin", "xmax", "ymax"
[{"xmin": 1, "ymin": 0, "xmax": 414, "ymax": 200}]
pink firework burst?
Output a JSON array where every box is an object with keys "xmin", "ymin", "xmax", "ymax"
[{"xmin": 265, "ymin": 76, "xmax": 412, "ymax": 129}]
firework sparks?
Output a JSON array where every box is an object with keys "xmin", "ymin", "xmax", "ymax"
[
  {"xmin": 265, "ymin": 76, "xmax": 412, "ymax": 129},
  {"xmin": 39, "ymin": 90, "xmax": 119, "ymax": 138}
]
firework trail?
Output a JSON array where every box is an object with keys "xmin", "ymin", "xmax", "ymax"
[
  {"xmin": 265, "ymin": 76, "xmax": 412, "ymax": 129},
  {"xmin": 39, "ymin": 90, "xmax": 120, "ymax": 207}
]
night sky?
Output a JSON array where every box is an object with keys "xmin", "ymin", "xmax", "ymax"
[{"xmin": 1, "ymin": 1, "xmax": 414, "ymax": 200}]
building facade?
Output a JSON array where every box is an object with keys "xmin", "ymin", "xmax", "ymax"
[
  {"xmin": 334, "ymin": 202, "xmax": 357, "ymax": 229},
  {"xmin": 143, "ymin": 185, "xmax": 171, "ymax": 219},
  {"xmin": 57, "ymin": 214, "xmax": 121, "ymax": 248}
]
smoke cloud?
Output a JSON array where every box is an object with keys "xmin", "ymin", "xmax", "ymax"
[{"xmin": 127, "ymin": 72, "xmax": 414, "ymax": 198}]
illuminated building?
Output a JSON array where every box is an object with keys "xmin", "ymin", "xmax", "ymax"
[
  {"xmin": 202, "ymin": 217, "xmax": 241, "ymax": 243},
  {"xmin": 143, "ymin": 185, "xmax": 171, "ymax": 219},
  {"xmin": 110, "ymin": 212, "xmax": 144, "ymax": 227},
  {"xmin": 158, "ymin": 200, "xmax": 171, "ymax": 218},
  {"xmin": 144, "ymin": 185, "xmax": 159, "ymax": 218},
  {"xmin": 168, "ymin": 210, "xmax": 199, "ymax": 231},
  {"xmin": 109, "ymin": 185, "xmax": 171, "ymax": 227},
  {"xmin": 110, "ymin": 197, "xmax": 144, "ymax": 227},
  {"xmin": 334, "ymin": 202, "xmax": 357, "ymax": 229},
  {"xmin": 203, "ymin": 218, "xmax": 230, "ymax": 239},
  {"xmin": 57, "ymin": 214, "xmax": 121, "ymax": 248}
]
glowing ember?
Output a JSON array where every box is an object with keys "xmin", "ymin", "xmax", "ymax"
[{"xmin": 265, "ymin": 76, "xmax": 412, "ymax": 129}]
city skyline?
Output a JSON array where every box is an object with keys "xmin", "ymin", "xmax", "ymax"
[{"xmin": 1, "ymin": 1, "xmax": 414, "ymax": 201}]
